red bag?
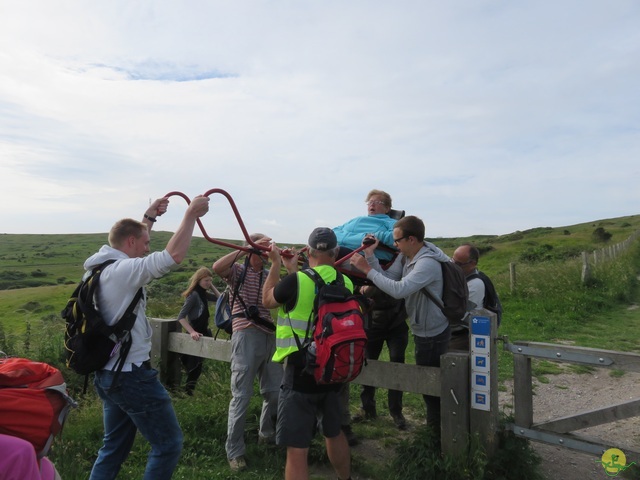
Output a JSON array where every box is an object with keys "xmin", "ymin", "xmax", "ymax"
[
  {"xmin": 0, "ymin": 357, "xmax": 77, "ymax": 457},
  {"xmin": 302, "ymin": 269, "xmax": 368, "ymax": 384}
]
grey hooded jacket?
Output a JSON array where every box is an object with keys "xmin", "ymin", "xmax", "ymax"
[{"xmin": 365, "ymin": 241, "xmax": 450, "ymax": 338}]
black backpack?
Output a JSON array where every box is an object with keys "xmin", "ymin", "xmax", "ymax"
[
  {"xmin": 62, "ymin": 260, "xmax": 142, "ymax": 389},
  {"xmin": 467, "ymin": 271, "xmax": 503, "ymax": 326},
  {"xmin": 420, "ymin": 260, "xmax": 469, "ymax": 326}
]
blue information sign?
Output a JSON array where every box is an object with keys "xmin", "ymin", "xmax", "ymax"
[{"xmin": 471, "ymin": 316, "xmax": 491, "ymax": 336}]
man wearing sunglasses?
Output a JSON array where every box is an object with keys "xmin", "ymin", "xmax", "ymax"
[{"xmin": 349, "ymin": 215, "xmax": 451, "ymax": 437}]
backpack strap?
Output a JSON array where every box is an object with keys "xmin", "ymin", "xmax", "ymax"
[
  {"xmin": 108, "ymin": 287, "xmax": 144, "ymax": 389},
  {"xmin": 286, "ymin": 268, "xmax": 327, "ymax": 351},
  {"xmin": 418, "ymin": 260, "xmax": 445, "ymax": 311},
  {"xmin": 230, "ymin": 255, "xmax": 274, "ymax": 331},
  {"xmin": 419, "ymin": 285, "xmax": 445, "ymax": 311},
  {"xmin": 301, "ymin": 267, "xmax": 325, "ymax": 291}
]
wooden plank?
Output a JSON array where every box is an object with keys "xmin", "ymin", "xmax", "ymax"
[
  {"xmin": 534, "ymin": 398, "xmax": 640, "ymax": 433},
  {"xmin": 149, "ymin": 319, "xmax": 169, "ymax": 377},
  {"xmin": 169, "ymin": 332, "xmax": 233, "ymax": 362},
  {"xmin": 469, "ymin": 312, "xmax": 499, "ymax": 457},
  {"xmin": 440, "ymin": 351, "xmax": 470, "ymax": 457},
  {"xmin": 513, "ymin": 354, "xmax": 533, "ymax": 429},
  {"xmin": 353, "ymin": 359, "xmax": 441, "ymax": 396},
  {"xmin": 513, "ymin": 341, "xmax": 640, "ymax": 372},
  {"xmin": 167, "ymin": 332, "xmax": 441, "ymax": 396},
  {"xmin": 150, "ymin": 318, "xmax": 182, "ymax": 385}
]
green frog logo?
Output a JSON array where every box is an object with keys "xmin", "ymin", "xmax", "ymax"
[{"xmin": 596, "ymin": 448, "xmax": 635, "ymax": 477}]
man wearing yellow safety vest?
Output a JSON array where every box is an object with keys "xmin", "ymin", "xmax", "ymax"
[{"xmin": 262, "ymin": 227, "xmax": 353, "ymax": 480}]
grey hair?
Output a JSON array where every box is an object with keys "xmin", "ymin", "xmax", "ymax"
[{"xmin": 308, "ymin": 246, "xmax": 340, "ymax": 259}]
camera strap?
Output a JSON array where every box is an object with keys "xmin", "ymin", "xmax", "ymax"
[{"xmin": 232, "ymin": 255, "xmax": 274, "ymax": 331}]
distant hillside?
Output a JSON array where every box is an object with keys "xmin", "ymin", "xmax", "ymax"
[{"xmin": 0, "ymin": 214, "xmax": 638, "ymax": 290}]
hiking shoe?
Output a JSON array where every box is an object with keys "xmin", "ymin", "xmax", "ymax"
[
  {"xmin": 229, "ymin": 456, "xmax": 247, "ymax": 472},
  {"xmin": 342, "ymin": 424, "xmax": 359, "ymax": 446},
  {"xmin": 391, "ymin": 413, "xmax": 407, "ymax": 430}
]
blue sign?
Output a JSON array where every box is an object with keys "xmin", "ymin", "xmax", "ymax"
[
  {"xmin": 471, "ymin": 316, "xmax": 491, "ymax": 336},
  {"xmin": 475, "ymin": 374, "xmax": 487, "ymax": 386},
  {"xmin": 475, "ymin": 337, "xmax": 486, "ymax": 349}
]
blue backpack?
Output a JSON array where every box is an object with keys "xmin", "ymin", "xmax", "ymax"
[{"xmin": 214, "ymin": 289, "xmax": 233, "ymax": 334}]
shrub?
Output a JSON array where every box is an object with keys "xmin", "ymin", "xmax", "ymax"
[{"xmin": 592, "ymin": 227, "xmax": 612, "ymax": 243}]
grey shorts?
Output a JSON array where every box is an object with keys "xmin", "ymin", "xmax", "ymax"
[{"xmin": 276, "ymin": 385, "xmax": 342, "ymax": 448}]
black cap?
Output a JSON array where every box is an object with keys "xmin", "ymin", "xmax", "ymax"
[{"xmin": 308, "ymin": 227, "xmax": 337, "ymax": 251}]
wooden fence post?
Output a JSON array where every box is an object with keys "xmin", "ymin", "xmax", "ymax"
[
  {"xmin": 581, "ymin": 251, "xmax": 590, "ymax": 284},
  {"xmin": 513, "ymin": 351, "xmax": 533, "ymax": 429},
  {"xmin": 469, "ymin": 311, "xmax": 499, "ymax": 457},
  {"xmin": 509, "ymin": 263, "xmax": 516, "ymax": 294},
  {"xmin": 150, "ymin": 318, "xmax": 182, "ymax": 387},
  {"xmin": 440, "ymin": 351, "xmax": 470, "ymax": 457}
]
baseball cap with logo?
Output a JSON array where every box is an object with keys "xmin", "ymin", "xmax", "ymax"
[{"xmin": 308, "ymin": 227, "xmax": 337, "ymax": 251}]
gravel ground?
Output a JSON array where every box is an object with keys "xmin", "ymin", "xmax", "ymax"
[{"xmin": 501, "ymin": 367, "xmax": 640, "ymax": 480}]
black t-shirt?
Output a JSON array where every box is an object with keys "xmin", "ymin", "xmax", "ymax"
[
  {"xmin": 274, "ymin": 271, "xmax": 341, "ymax": 393},
  {"xmin": 273, "ymin": 272, "xmax": 298, "ymax": 312}
]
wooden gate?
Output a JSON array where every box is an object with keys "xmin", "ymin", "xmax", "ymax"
[{"xmin": 506, "ymin": 340, "xmax": 640, "ymax": 465}]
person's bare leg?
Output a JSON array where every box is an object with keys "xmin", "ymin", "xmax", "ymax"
[
  {"xmin": 326, "ymin": 431, "xmax": 351, "ymax": 480},
  {"xmin": 285, "ymin": 446, "xmax": 309, "ymax": 480}
]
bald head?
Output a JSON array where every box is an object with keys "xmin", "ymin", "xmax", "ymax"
[{"xmin": 452, "ymin": 244, "xmax": 479, "ymax": 276}]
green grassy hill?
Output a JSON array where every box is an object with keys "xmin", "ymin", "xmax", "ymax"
[
  {"xmin": 1, "ymin": 216, "xmax": 639, "ymax": 479},
  {"xmin": 2, "ymin": 213, "xmax": 638, "ymax": 288},
  {"xmin": 1, "ymin": 214, "xmax": 639, "ymax": 339}
]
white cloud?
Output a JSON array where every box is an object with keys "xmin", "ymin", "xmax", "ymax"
[{"xmin": 0, "ymin": 1, "xmax": 638, "ymax": 245}]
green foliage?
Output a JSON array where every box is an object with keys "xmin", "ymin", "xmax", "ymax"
[
  {"xmin": 519, "ymin": 244, "xmax": 554, "ymax": 263},
  {"xmin": 484, "ymin": 426, "xmax": 544, "ymax": 480},
  {"xmin": 389, "ymin": 427, "xmax": 485, "ymax": 479},
  {"xmin": 388, "ymin": 425, "xmax": 542, "ymax": 480},
  {"xmin": 592, "ymin": 227, "xmax": 613, "ymax": 243},
  {"xmin": 1, "ymin": 218, "xmax": 640, "ymax": 478}
]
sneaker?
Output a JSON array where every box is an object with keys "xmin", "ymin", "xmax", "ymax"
[
  {"xmin": 391, "ymin": 413, "xmax": 407, "ymax": 430},
  {"xmin": 229, "ymin": 456, "xmax": 247, "ymax": 472},
  {"xmin": 341, "ymin": 424, "xmax": 359, "ymax": 446}
]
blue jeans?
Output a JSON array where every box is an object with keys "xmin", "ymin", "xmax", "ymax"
[
  {"xmin": 414, "ymin": 326, "xmax": 451, "ymax": 431},
  {"xmin": 90, "ymin": 364, "xmax": 183, "ymax": 480}
]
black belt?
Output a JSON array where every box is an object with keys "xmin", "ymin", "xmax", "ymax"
[{"xmin": 141, "ymin": 360, "xmax": 152, "ymax": 369}]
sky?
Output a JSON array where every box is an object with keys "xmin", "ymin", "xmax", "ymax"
[{"xmin": 0, "ymin": 1, "xmax": 638, "ymax": 245}]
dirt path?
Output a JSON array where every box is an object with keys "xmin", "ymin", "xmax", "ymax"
[
  {"xmin": 501, "ymin": 367, "xmax": 640, "ymax": 479},
  {"xmin": 307, "ymin": 367, "xmax": 640, "ymax": 479}
]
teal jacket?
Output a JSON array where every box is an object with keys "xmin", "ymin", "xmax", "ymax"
[{"xmin": 333, "ymin": 214, "xmax": 397, "ymax": 261}]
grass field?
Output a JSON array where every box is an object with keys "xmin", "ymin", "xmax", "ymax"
[{"xmin": 1, "ymin": 214, "xmax": 639, "ymax": 479}]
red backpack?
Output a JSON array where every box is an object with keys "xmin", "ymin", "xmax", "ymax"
[
  {"xmin": 301, "ymin": 268, "xmax": 368, "ymax": 384},
  {"xmin": 0, "ymin": 357, "xmax": 77, "ymax": 457}
]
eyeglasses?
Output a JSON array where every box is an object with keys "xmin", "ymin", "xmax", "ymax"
[
  {"xmin": 454, "ymin": 259, "xmax": 473, "ymax": 267},
  {"xmin": 366, "ymin": 200, "xmax": 386, "ymax": 207},
  {"xmin": 393, "ymin": 236, "xmax": 410, "ymax": 245}
]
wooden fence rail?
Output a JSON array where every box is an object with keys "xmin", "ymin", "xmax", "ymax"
[
  {"xmin": 150, "ymin": 312, "xmax": 501, "ymax": 458},
  {"xmin": 507, "ymin": 228, "xmax": 640, "ymax": 290},
  {"xmin": 505, "ymin": 340, "xmax": 640, "ymax": 463}
]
